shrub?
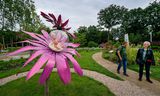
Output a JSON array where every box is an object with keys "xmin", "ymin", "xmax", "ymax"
[
  {"xmin": 0, "ymin": 59, "xmax": 26, "ymax": 71},
  {"xmin": 103, "ymin": 46, "xmax": 160, "ymax": 66},
  {"xmin": 151, "ymin": 46, "xmax": 160, "ymax": 51},
  {"xmin": 7, "ymin": 47, "xmax": 20, "ymax": 52},
  {"xmin": 102, "ymin": 50, "xmax": 117, "ymax": 63},
  {"xmin": 88, "ymin": 41, "xmax": 98, "ymax": 47},
  {"xmin": 126, "ymin": 47, "xmax": 138, "ymax": 65},
  {"xmin": 113, "ymin": 41, "xmax": 121, "ymax": 48},
  {"xmin": 154, "ymin": 51, "xmax": 160, "ymax": 65}
]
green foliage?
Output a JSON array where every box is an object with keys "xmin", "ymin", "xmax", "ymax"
[
  {"xmin": 98, "ymin": 4, "xmax": 127, "ymax": 28},
  {"xmin": 88, "ymin": 41, "xmax": 98, "ymax": 47},
  {"xmin": 0, "ymin": 73, "xmax": 115, "ymax": 96},
  {"xmin": 98, "ymin": 4, "xmax": 128, "ymax": 41},
  {"xmin": 76, "ymin": 25, "xmax": 102, "ymax": 47},
  {"xmin": 86, "ymin": 26, "xmax": 101, "ymax": 43},
  {"xmin": 0, "ymin": 0, "xmax": 49, "ymax": 48},
  {"xmin": 0, "ymin": 58, "xmax": 25, "ymax": 71},
  {"xmin": 112, "ymin": 41, "xmax": 121, "ymax": 48},
  {"xmin": 145, "ymin": 1, "xmax": 160, "ymax": 41},
  {"xmin": 154, "ymin": 51, "xmax": 160, "ymax": 65},
  {"xmin": 151, "ymin": 46, "xmax": 160, "ymax": 50},
  {"xmin": 0, "ymin": 0, "xmax": 42, "ymax": 31},
  {"xmin": 129, "ymin": 33, "xmax": 146, "ymax": 45},
  {"xmin": 73, "ymin": 33, "xmax": 87, "ymax": 47},
  {"xmin": 6, "ymin": 47, "xmax": 20, "ymax": 52},
  {"xmin": 103, "ymin": 47, "xmax": 160, "ymax": 66},
  {"xmin": 99, "ymin": 31, "xmax": 108, "ymax": 43},
  {"xmin": 126, "ymin": 47, "xmax": 137, "ymax": 65},
  {"xmin": 98, "ymin": 1, "xmax": 160, "ymax": 43},
  {"xmin": 102, "ymin": 50, "xmax": 117, "ymax": 62}
]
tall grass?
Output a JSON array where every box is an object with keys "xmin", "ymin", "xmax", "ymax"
[
  {"xmin": 126, "ymin": 47, "xmax": 137, "ymax": 65},
  {"xmin": 103, "ymin": 46, "xmax": 160, "ymax": 66}
]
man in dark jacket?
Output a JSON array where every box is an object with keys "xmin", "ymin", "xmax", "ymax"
[{"xmin": 136, "ymin": 41, "xmax": 155, "ymax": 83}]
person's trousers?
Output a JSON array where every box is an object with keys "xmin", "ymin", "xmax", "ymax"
[
  {"xmin": 139, "ymin": 63, "xmax": 151, "ymax": 80},
  {"xmin": 117, "ymin": 58, "xmax": 127, "ymax": 75}
]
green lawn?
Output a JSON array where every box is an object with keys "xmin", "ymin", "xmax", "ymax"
[
  {"xmin": 128, "ymin": 64, "xmax": 160, "ymax": 82},
  {"xmin": 0, "ymin": 73, "xmax": 115, "ymax": 96},
  {"xmin": 0, "ymin": 50, "xmax": 122, "ymax": 81}
]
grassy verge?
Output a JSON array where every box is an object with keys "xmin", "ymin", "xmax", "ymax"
[
  {"xmin": 0, "ymin": 50, "xmax": 122, "ymax": 81},
  {"xmin": 76, "ymin": 50, "xmax": 122, "ymax": 80},
  {"xmin": 0, "ymin": 73, "xmax": 115, "ymax": 96}
]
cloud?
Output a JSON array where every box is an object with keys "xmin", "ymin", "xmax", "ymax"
[{"xmin": 34, "ymin": 0, "xmax": 153, "ymax": 31}]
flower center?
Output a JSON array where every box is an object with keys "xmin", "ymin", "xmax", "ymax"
[
  {"xmin": 49, "ymin": 40, "xmax": 64, "ymax": 52},
  {"xmin": 49, "ymin": 30, "xmax": 67, "ymax": 52}
]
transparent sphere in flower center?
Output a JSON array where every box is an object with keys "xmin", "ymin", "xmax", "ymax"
[{"xmin": 49, "ymin": 30, "xmax": 68, "ymax": 52}]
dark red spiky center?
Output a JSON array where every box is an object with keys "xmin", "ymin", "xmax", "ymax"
[{"xmin": 41, "ymin": 11, "xmax": 71, "ymax": 31}]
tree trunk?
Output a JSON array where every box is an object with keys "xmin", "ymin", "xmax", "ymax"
[
  {"xmin": 107, "ymin": 28, "xmax": 111, "ymax": 42},
  {"xmin": 2, "ymin": 0, "xmax": 5, "ymax": 31},
  {"xmin": 2, "ymin": 36, "xmax": 5, "ymax": 49},
  {"xmin": 10, "ymin": 38, "xmax": 13, "ymax": 47}
]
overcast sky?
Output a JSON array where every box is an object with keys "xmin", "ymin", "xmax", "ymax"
[{"xmin": 34, "ymin": 0, "xmax": 156, "ymax": 32}]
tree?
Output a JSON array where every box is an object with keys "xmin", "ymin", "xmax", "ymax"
[
  {"xmin": 74, "ymin": 26, "xmax": 101, "ymax": 47},
  {"xmin": 145, "ymin": 1, "xmax": 160, "ymax": 41},
  {"xmin": 86, "ymin": 25, "xmax": 101, "ymax": 44},
  {"xmin": 73, "ymin": 32, "xmax": 87, "ymax": 47},
  {"xmin": 73, "ymin": 26, "xmax": 88, "ymax": 47},
  {"xmin": 121, "ymin": 7, "xmax": 148, "ymax": 44},
  {"xmin": 0, "ymin": 0, "xmax": 46, "ymax": 48},
  {"xmin": 98, "ymin": 4, "xmax": 128, "ymax": 42}
]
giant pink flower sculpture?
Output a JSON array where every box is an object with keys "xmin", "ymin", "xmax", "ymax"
[{"xmin": 7, "ymin": 12, "xmax": 83, "ymax": 85}]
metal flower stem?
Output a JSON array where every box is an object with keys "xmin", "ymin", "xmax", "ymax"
[{"xmin": 44, "ymin": 78, "xmax": 49, "ymax": 96}]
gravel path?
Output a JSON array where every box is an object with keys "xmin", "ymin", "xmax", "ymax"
[
  {"xmin": 92, "ymin": 52, "xmax": 160, "ymax": 96},
  {"xmin": 0, "ymin": 52, "xmax": 29, "ymax": 61}
]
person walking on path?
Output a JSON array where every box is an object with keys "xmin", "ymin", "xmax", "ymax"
[
  {"xmin": 116, "ymin": 42, "xmax": 129, "ymax": 76},
  {"xmin": 136, "ymin": 41, "xmax": 155, "ymax": 83}
]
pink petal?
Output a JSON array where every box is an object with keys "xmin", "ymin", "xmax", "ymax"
[
  {"xmin": 23, "ymin": 31, "xmax": 48, "ymax": 46},
  {"xmin": 41, "ymin": 30, "xmax": 50, "ymax": 40},
  {"xmin": 26, "ymin": 54, "xmax": 49, "ymax": 80},
  {"xmin": 30, "ymin": 40, "xmax": 48, "ymax": 47},
  {"xmin": 64, "ymin": 59, "xmax": 71, "ymax": 83},
  {"xmin": 7, "ymin": 46, "xmax": 39, "ymax": 56},
  {"xmin": 36, "ymin": 33, "xmax": 49, "ymax": 44},
  {"xmin": 66, "ymin": 43, "xmax": 80, "ymax": 48},
  {"xmin": 39, "ymin": 54, "xmax": 55, "ymax": 84},
  {"xmin": 63, "ymin": 53, "xmax": 83, "ymax": 76},
  {"xmin": 63, "ymin": 48, "xmax": 80, "ymax": 57},
  {"xmin": 36, "ymin": 33, "xmax": 46, "ymax": 40},
  {"xmin": 21, "ymin": 40, "xmax": 44, "ymax": 47},
  {"xmin": 23, "ymin": 50, "xmax": 45, "ymax": 67},
  {"xmin": 56, "ymin": 53, "xmax": 71, "ymax": 84}
]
